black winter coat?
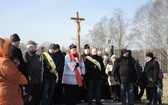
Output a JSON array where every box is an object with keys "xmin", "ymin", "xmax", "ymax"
[
  {"xmin": 41, "ymin": 52, "xmax": 58, "ymax": 80},
  {"xmin": 55, "ymin": 50, "xmax": 65, "ymax": 81},
  {"xmin": 10, "ymin": 45, "xmax": 28, "ymax": 80},
  {"xmin": 113, "ymin": 57, "xmax": 137, "ymax": 84},
  {"xmin": 85, "ymin": 55, "xmax": 106, "ymax": 80},
  {"xmin": 143, "ymin": 59, "xmax": 159, "ymax": 87},
  {"xmin": 23, "ymin": 50, "xmax": 41, "ymax": 84}
]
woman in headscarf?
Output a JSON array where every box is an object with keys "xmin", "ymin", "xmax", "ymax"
[{"xmin": 0, "ymin": 38, "xmax": 27, "ymax": 105}]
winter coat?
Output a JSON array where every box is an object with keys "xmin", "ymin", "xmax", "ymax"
[
  {"xmin": 144, "ymin": 59, "xmax": 159, "ymax": 87},
  {"xmin": 10, "ymin": 44, "xmax": 29, "ymax": 80},
  {"xmin": 23, "ymin": 50, "xmax": 41, "ymax": 84},
  {"xmin": 40, "ymin": 52, "xmax": 57, "ymax": 80},
  {"xmin": 85, "ymin": 55, "xmax": 106, "ymax": 80},
  {"xmin": 55, "ymin": 50, "xmax": 65, "ymax": 80},
  {"xmin": 105, "ymin": 63, "xmax": 119, "ymax": 86},
  {"xmin": 0, "ymin": 38, "xmax": 27, "ymax": 105},
  {"xmin": 113, "ymin": 57, "xmax": 137, "ymax": 84}
]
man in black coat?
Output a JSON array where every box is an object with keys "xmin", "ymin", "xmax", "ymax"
[
  {"xmin": 40, "ymin": 43, "xmax": 58, "ymax": 105},
  {"xmin": 51, "ymin": 44, "xmax": 65, "ymax": 105},
  {"xmin": 22, "ymin": 40, "xmax": 41, "ymax": 105},
  {"xmin": 10, "ymin": 33, "xmax": 29, "ymax": 104},
  {"xmin": 10, "ymin": 33, "xmax": 28, "ymax": 80},
  {"xmin": 144, "ymin": 52, "xmax": 159, "ymax": 105},
  {"xmin": 80, "ymin": 44, "xmax": 91, "ymax": 102},
  {"xmin": 114, "ymin": 49, "xmax": 137, "ymax": 105},
  {"xmin": 85, "ymin": 48, "xmax": 105, "ymax": 105}
]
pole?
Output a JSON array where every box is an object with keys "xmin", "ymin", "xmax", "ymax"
[{"xmin": 71, "ymin": 12, "xmax": 85, "ymax": 54}]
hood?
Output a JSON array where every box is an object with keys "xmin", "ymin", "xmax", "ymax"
[{"xmin": 0, "ymin": 38, "xmax": 12, "ymax": 58}]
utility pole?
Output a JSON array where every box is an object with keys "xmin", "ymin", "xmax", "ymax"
[{"xmin": 71, "ymin": 12, "xmax": 85, "ymax": 54}]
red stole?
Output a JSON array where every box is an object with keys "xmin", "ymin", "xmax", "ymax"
[{"xmin": 68, "ymin": 53, "xmax": 83, "ymax": 87}]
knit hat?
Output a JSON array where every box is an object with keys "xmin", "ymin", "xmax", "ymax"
[
  {"xmin": 27, "ymin": 40, "xmax": 38, "ymax": 45},
  {"xmin": 111, "ymin": 55, "xmax": 117, "ymax": 59},
  {"xmin": 55, "ymin": 44, "xmax": 60, "ymax": 49},
  {"xmin": 69, "ymin": 44, "xmax": 77, "ymax": 49},
  {"xmin": 49, "ymin": 43, "xmax": 56, "ymax": 49},
  {"xmin": 10, "ymin": 33, "xmax": 20, "ymax": 42},
  {"xmin": 121, "ymin": 49, "xmax": 128, "ymax": 54},
  {"xmin": 146, "ymin": 52, "xmax": 153, "ymax": 58},
  {"xmin": 84, "ymin": 44, "xmax": 90, "ymax": 49}
]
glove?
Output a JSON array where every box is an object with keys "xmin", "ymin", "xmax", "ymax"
[
  {"xmin": 108, "ymin": 71, "xmax": 113, "ymax": 76},
  {"xmin": 75, "ymin": 63, "xmax": 79, "ymax": 68}
]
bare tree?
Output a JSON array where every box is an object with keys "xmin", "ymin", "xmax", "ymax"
[
  {"xmin": 133, "ymin": 0, "xmax": 168, "ymax": 71},
  {"xmin": 87, "ymin": 16, "xmax": 108, "ymax": 50},
  {"xmin": 108, "ymin": 8, "xmax": 134, "ymax": 50},
  {"xmin": 133, "ymin": 3, "xmax": 153, "ymax": 58}
]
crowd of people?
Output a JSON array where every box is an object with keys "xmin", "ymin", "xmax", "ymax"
[{"xmin": 0, "ymin": 33, "xmax": 164, "ymax": 105}]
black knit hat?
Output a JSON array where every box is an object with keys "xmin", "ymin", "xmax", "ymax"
[
  {"xmin": 146, "ymin": 52, "xmax": 153, "ymax": 58},
  {"xmin": 69, "ymin": 44, "xmax": 77, "ymax": 49},
  {"xmin": 49, "ymin": 43, "xmax": 56, "ymax": 49},
  {"xmin": 84, "ymin": 44, "xmax": 90, "ymax": 49},
  {"xmin": 121, "ymin": 49, "xmax": 128, "ymax": 54},
  {"xmin": 55, "ymin": 44, "xmax": 60, "ymax": 49},
  {"xmin": 10, "ymin": 33, "xmax": 20, "ymax": 42}
]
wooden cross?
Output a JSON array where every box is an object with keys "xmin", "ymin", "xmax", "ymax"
[{"xmin": 71, "ymin": 12, "xmax": 85, "ymax": 54}]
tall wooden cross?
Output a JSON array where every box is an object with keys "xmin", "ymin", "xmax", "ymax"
[{"xmin": 71, "ymin": 12, "xmax": 85, "ymax": 54}]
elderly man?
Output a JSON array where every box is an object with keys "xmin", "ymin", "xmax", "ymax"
[
  {"xmin": 22, "ymin": 40, "xmax": 41, "ymax": 105},
  {"xmin": 85, "ymin": 48, "xmax": 105, "ymax": 105}
]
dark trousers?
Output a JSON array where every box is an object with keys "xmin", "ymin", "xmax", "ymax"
[
  {"xmin": 52, "ymin": 80, "xmax": 65, "ymax": 104},
  {"xmin": 79, "ymin": 83, "xmax": 87, "ymax": 102},
  {"xmin": 133, "ymin": 83, "xmax": 138, "ymax": 101},
  {"xmin": 101, "ymin": 81, "xmax": 110, "ymax": 99},
  {"xmin": 157, "ymin": 79, "xmax": 163, "ymax": 104},
  {"xmin": 64, "ymin": 84, "xmax": 80, "ymax": 105},
  {"xmin": 23, "ymin": 84, "xmax": 40, "ymax": 105},
  {"xmin": 41, "ymin": 79, "xmax": 55, "ymax": 105},
  {"xmin": 87, "ymin": 80, "xmax": 102, "ymax": 104},
  {"xmin": 137, "ymin": 85, "xmax": 145, "ymax": 100},
  {"xmin": 146, "ymin": 87, "xmax": 157, "ymax": 105}
]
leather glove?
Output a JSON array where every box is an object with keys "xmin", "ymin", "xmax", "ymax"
[
  {"xmin": 75, "ymin": 63, "xmax": 79, "ymax": 68},
  {"xmin": 108, "ymin": 71, "xmax": 112, "ymax": 76}
]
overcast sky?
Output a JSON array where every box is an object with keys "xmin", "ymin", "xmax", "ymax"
[{"xmin": 0, "ymin": 0, "xmax": 150, "ymax": 47}]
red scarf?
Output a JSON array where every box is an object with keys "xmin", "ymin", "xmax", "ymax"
[{"xmin": 68, "ymin": 53, "xmax": 83, "ymax": 87}]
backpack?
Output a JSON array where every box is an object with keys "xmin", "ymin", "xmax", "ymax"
[
  {"xmin": 158, "ymin": 68, "xmax": 163, "ymax": 79},
  {"xmin": 153, "ymin": 60, "xmax": 163, "ymax": 79}
]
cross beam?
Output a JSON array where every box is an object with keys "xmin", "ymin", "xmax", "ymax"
[{"xmin": 71, "ymin": 12, "xmax": 85, "ymax": 54}]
